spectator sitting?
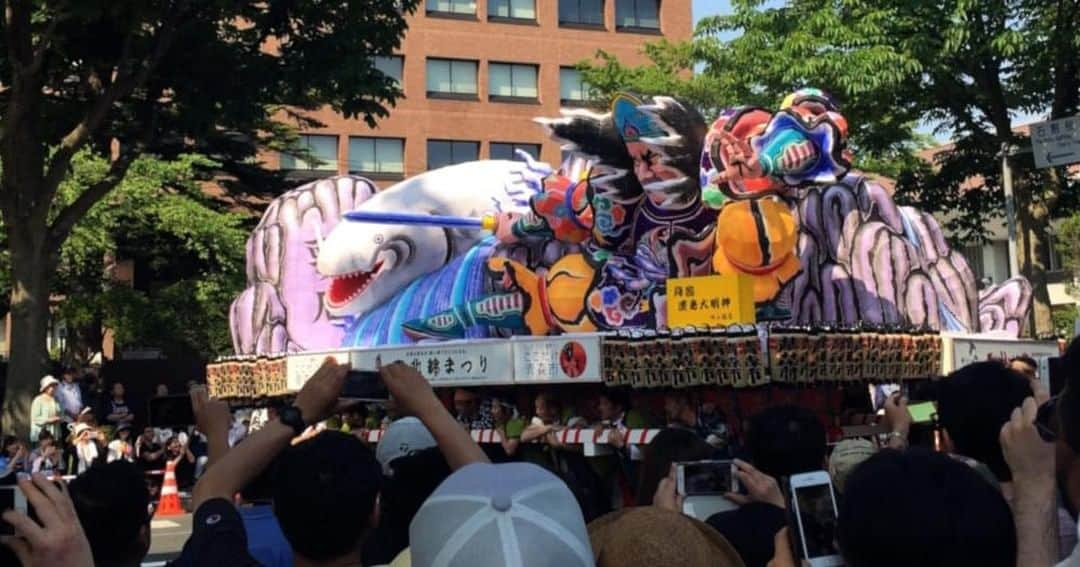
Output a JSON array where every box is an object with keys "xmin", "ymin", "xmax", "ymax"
[
  {"xmin": 69, "ymin": 460, "xmax": 152, "ymax": 567},
  {"xmin": 664, "ymin": 390, "xmax": 728, "ymax": 450},
  {"xmin": 491, "ymin": 397, "xmax": 526, "ymax": 460},
  {"xmin": 409, "ymin": 461, "xmax": 594, "ymax": 567},
  {"xmin": 136, "ymin": 425, "xmax": 166, "ymax": 481},
  {"xmin": 589, "ymin": 506, "xmax": 744, "ymax": 567},
  {"xmin": 30, "ymin": 375, "xmax": 63, "ymax": 444},
  {"xmin": 72, "ymin": 422, "xmax": 106, "ymax": 474},
  {"xmin": 595, "ymin": 389, "xmax": 647, "ymax": 455},
  {"xmin": 56, "ymin": 367, "xmax": 85, "ymax": 426},
  {"xmin": 30, "ymin": 431, "xmax": 63, "ymax": 475},
  {"xmin": 107, "ymin": 424, "xmax": 135, "ymax": 463},
  {"xmin": 453, "ymin": 388, "xmax": 495, "ymax": 430},
  {"xmin": 835, "ymin": 449, "xmax": 1016, "ymax": 567},
  {"xmin": 164, "ymin": 435, "xmax": 197, "ymax": 491},
  {"xmin": 0, "ymin": 436, "xmax": 29, "ymax": 477},
  {"xmin": 743, "ymin": 404, "xmax": 827, "ymax": 479},
  {"xmin": 105, "ymin": 382, "xmax": 135, "ymax": 429},
  {"xmin": 636, "ymin": 428, "xmax": 714, "ymax": 506},
  {"xmin": 936, "ymin": 360, "xmax": 1033, "ymax": 484},
  {"xmin": 236, "ymin": 457, "xmax": 293, "ymax": 567}
]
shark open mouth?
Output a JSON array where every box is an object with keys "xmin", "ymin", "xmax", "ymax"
[{"xmin": 327, "ymin": 260, "xmax": 384, "ymax": 308}]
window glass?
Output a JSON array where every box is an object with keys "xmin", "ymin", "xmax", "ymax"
[{"xmin": 280, "ymin": 134, "xmax": 338, "ymax": 171}]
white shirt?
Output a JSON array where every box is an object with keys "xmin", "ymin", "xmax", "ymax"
[{"xmin": 55, "ymin": 382, "xmax": 83, "ymax": 420}]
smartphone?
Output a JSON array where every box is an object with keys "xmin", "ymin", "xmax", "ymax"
[
  {"xmin": 788, "ymin": 471, "xmax": 843, "ymax": 566},
  {"xmin": 0, "ymin": 486, "xmax": 28, "ymax": 536},
  {"xmin": 341, "ymin": 370, "xmax": 389, "ymax": 402},
  {"xmin": 148, "ymin": 395, "xmax": 196, "ymax": 428},
  {"xmin": 907, "ymin": 401, "xmax": 937, "ymax": 424},
  {"xmin": 676, "ymin": 460, "xmax": 738, "ymax": 496}
]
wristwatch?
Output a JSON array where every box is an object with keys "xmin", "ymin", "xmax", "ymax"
[{"xmin": 278, "ymin": 405, "xmax": 307, "ymax": 436}]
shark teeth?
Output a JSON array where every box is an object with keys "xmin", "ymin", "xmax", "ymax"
[{"xmin": 327, "ymin": 260, "xmax": 384, "ymax": 307}]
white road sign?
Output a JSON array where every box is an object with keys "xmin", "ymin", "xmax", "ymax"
[{"xmin": 1031, "ymin": 115, "xmax": 1080, "ymax": 169}]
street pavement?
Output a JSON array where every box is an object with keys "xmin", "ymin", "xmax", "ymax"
[{"xmin": 142, "ymin": 513, "xmax": 191, "ymax": 566}]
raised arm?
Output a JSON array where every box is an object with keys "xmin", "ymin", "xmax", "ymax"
[
  {"xmin": 377, "ymin": 361, "xmax": 488, "ymax": 470},
  {"xmin": 190, "ymin": 387, "xmax": 230, "ymax": 470},
  {"xmin": 192, "ymin": 358, "xmax": 347, "ymax": 510},
  {"xmin": 1001, "ymin": 397, "xmax": 1058, "ymax": 567}
]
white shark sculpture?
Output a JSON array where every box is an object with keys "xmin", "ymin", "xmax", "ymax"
[{"xmin": 316, "ymin": 158, "xmax": 548, "ymax": 319}]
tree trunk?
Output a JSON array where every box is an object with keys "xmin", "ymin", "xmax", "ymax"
[
  {"xmin": 1018, "ymin": 199, "xmax": 1054, "ymax": 337},
  {"xmin": 0, "ymin": 237, "xmax": 54, "ymax": 440}
]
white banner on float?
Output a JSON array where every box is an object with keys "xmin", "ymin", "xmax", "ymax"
[
  {"xmin": 286, "ymin": 349, "xmax": 352, "ymax": 391},
  {"xmin": 941, "ymin": 333, "xmax": 1060, "ymax": 374},
  {"xmin": 512, "ymin": 334, "xmax": 604, "ymax": 384},
  {"xmin": 349, "ymin": 339, "xmax": 513, "ymax": 386}
]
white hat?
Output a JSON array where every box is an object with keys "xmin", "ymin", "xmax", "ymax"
[
  {"xmin": 376, "ymin": 417, "xmax": 437, "ymax": 476},
  {"xmin": 71, "ymin": 423, "xmax": 92, "ymax": 437},
  {"xmin": 410, "ymin": 462, "xmax": 593, "ymax": 567},
  {"xmin": 39, "ymin": 375, "xmax": 60, "ymax": 392}
]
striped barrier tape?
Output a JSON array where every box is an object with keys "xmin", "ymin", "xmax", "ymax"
[{"xmin": 360, "ymin": 428, "xmax": 662, "ymax": 446}]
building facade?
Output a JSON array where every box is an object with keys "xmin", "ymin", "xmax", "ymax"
[{"xmin": 268, "ymin": 0, "xmax": 693, "ymax": 185}]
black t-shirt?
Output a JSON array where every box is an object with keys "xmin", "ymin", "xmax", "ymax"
[
  {"xmin": 168, "ymin": 498, "xmax": 261, "ymax": 567},
  {"xmin": 138, "ymin": 440, "xmax": 165, "ymax": 471}
]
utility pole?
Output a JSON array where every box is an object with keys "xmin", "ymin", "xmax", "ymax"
[{"xmin": 1001, "ymin": 143, "xmax": 1021, "ymax": 280}]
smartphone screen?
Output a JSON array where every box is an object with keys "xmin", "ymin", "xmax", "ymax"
[
  {"xmin": 680, "ymin": 460, "xmax": 735, "ymax": 496},
  {"xmin": 793, "ymin": 482, "xmax": 841, "ymax": 561},
  {"xmin": 908, "ymin": 401, "xmax": 937, "ymax": 423},
  {"xmin": 148, "ymin": 395, "xmax": 196, "ymax": 428}
]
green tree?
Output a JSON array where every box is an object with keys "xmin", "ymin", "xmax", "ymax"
[
  {"xmin": 0, "ymin": 0, "xmax": 418, "ymax": 436},
  {"xmin": 582, "ymin": 0, "xmax": 1079, "ymax": 335}
]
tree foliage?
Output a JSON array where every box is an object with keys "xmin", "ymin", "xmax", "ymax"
[{"xmin": 0, "ymin": 0, "xmax": 418, "ymax": 434}]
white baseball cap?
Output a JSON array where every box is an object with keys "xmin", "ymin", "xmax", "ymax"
[
  {"xmin": 376, "ymin": 417, "xmax": 437, "ymax": 476},
  {"xmin": 39, "ymin": 375, "xmax": 60, "ymax": 392},
  {"xmin": 410, "ymin": 462, "xmax": 593, "ymax": 567}
]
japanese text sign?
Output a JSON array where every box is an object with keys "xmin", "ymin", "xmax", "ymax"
[
  {"xmin": 1031, "ymin": 116, "xmax": 1080, "ymax": 169},
  {"xmin": 349, "ymin": 340, "xmax": 513, "ymax": 386},
  {"xmin": 512, "ymin": 334, "xmax": 603, "ymax": 384},
  {"xmin": 666, "ymin": 274, "xmax": 756, "ymax": 328}
]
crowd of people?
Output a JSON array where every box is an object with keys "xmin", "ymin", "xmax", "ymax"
[{"xmin": 0, "ymin": 343, "xmax": 1077, "ymax": 567}]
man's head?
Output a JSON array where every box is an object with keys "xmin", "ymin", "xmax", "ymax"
[
  {"xmin": 535, "ymin": 391, "xmax": 562, "ymax": 423},
  {"xmin": 140, "ymin": 427, "xmax": 155, "ymax": 444},
  {"xmin": 154, "ymin": 383, "xmax": 169, "ymax": 397},
  {"xmin": 839, "ymin": 449, "xmax": 1015, "ymax": 567},
  {"xmin": 69, "ymin": 461, "xmax": 151, "ymax": 567},
  {"xmin": 597, "ymin": 390, "xmax": 630, "ymax": 422},
  {"xmin": 663, "ymin": 390, "xmax": 695, "ymax": 424},
  {"xmin": 453, "ymin": 388, "xmax": 478, "ymax": 420},
  {"xmin": 936, "ymin": 360, "xmax": 1033, "ymax": 481},
  {"xmin": 1008, "ymin": 356, "xmax": 1038, "ymax": 381},
  {"xmin": 112, "ymin": 382, "xmax": 125, "ymax": 398},
  {"xmin": 744, "ymin": 404, "xmax": 827, "ymax": 478},
  {"xmin": 36, "ymin": 430, "xmax": 54, "ymax": 449},
  {"xmin": 273, "ymin": 431, "xmax": 382, "ymax": 563},
  {"xmin": 1054, "ymin": 336, "xmax": 1080, "ymax": 516},
  {"xmin": 62, "ymin": 368, "xmax": 77, "ymax": 383}
]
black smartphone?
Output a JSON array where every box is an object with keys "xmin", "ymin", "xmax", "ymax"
[
  {"xmin": 0, "ymin": 486, "xmax": 27, "ymax": 536},
  {"xmin": 148, "ymin": 395, "xmax": 197, "ymax": 428},
  {"xmin": 341, "ymin": 370, "xmax": 389, "ymax": 401}
]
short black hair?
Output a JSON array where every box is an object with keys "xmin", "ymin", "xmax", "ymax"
[
  {"xmin": 273, "ymin": 431, "xmax": 382, "ymax": 561},
  {"xmin": 363, "ymin": 447, "xmax": 452, "ymax": 565},
  {"xmin": 744, "ymin": 405, "xmax": 827, "ymax": 478},
  {"xmin": 1059, "ymin": 336, "xmax": 1080, "ymax": 452},
  {"xmin": 636, "ymin": 428, "xmax": 714, "ymax": 505},
  {"xmin": 69, "ymin": 461, "xmax": 151, "ymax": 567},
  {"xmin": 936, "ymin": 361, "xmax": 1032, "ymax": 481},
  {"xmin": 839, "ymin": 449, "xmax": 1016, "ymax": 567},
  {"xmin": 240, "ymin": 455, "xmax": 280, "ymax": 504},
  {"xmin": 598, "ymin": 389, "xmax": 630, "ymax": 412}
]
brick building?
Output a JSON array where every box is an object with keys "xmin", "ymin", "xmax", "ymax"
[{"xmin": 268, "ymin": 0, "xmax": 693, "ymax": 186}]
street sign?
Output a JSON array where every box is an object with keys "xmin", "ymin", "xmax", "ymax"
[{"xmin": 1030, "ymin": 115, "xmax": 1080, "ymax": 169}]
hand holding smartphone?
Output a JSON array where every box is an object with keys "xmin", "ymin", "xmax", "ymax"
[
  {"xmin": 676, "ymin": 460, "xmax": 739, "ymax": 496},
  {"xmin": 788, "ymin": 471, "xmax": 843, "ymax": 566}
]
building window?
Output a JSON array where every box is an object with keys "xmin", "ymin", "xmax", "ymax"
[
  {"xmin": 427, "ymin": 0, "xmax": 476, "ymax": 16},
  {"xmin": 489, "ymin": 0, "xmax": 536, "ymax": 20},
  {"xmin": 961, "ymin": 243, "xmax": 986, "ymax": 282},
  {"xmin": 349, "ymin": 137, "xmax": 404, "ymax": 176},
  {"xmin": 615, "ymin": 0, "xmax": 659, "ymax": 30},
  {"xmin": 560, "ymin": 67, "xmax": 592, "ymax": 104},
  {"xmin": 491, "ymin": 142, "xmax": 541, "ymax": 162},
  {"xmin": 280, "ymin": 134, "xmax": 338, "ymax": 171},
  {"xmin": 489, "ymin": 63, "xmax": 539, "ymax": 101},
  {"xmin": 373, "ymin": 56, "xmax": 403, "ymax": 86},
  {"xmin": 559, "ymin": 0, "xmax": 604, "ymax": 27},
  {"xmin": 426, "ymin": 58, "xmax": 478, "ymax": 98},
  {"xmin": 428, "ymin": 140, "xmax": 479, "ymax": 170}
]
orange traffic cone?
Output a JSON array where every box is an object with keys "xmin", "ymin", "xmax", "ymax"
[{"xmin": 156, "ymin": 460, "xmax": 184, "ymax": 516}]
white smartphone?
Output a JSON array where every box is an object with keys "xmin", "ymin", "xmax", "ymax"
[
  {"xmin": 676, "ymin": 460, "xmax": 739, "ymax": 496},
  {"xmin": 788, "ymin": 471, "xmax": 844, "ymax": 566},
  {"xmin": 0, "ymin": 485, "xmax": 28, "ymax": 536}
]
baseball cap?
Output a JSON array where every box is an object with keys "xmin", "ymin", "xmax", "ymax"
[
  {"xmin": 829, "ymin": 438, "xmax": 877, "ymax": 492},
  {"xmin": 410, "ymin": 462, "xmax": 593, "ymax": 567},
  {"xmin": 39, "ymin": 375, "xmax": 60, "ymax": 392},
  {"xmin": 376, "ymin": 417, "xmax": 437, "ymax": 476}
]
